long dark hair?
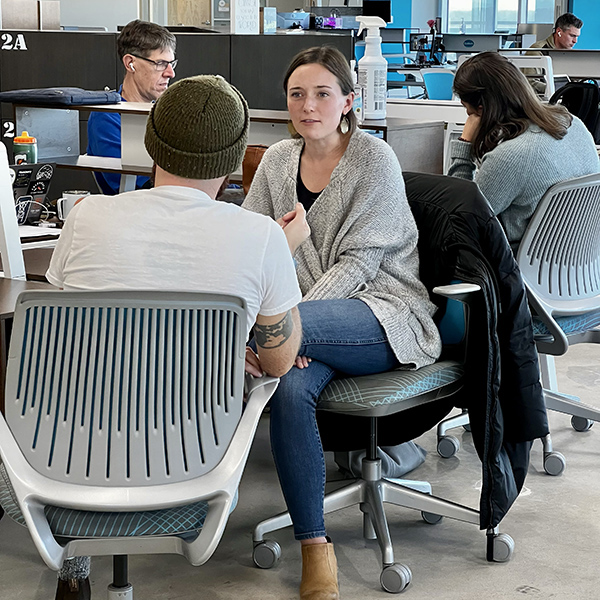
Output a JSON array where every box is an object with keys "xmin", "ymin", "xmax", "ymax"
[
  {"xmin": 453, "ymin": 52, "xmax": 572, "ymax": 160},
  {"xmin": 283, "ymin": 45, "xmax": 357, "ymax": 137}
]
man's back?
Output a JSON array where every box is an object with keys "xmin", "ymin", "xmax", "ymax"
[{"xmin": 46, "ymin": 186, "xmax": 300, "ymax": 337}]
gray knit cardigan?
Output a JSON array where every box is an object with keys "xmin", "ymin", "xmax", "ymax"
[
  {"xmin": 242, "ymin": 129, "xmax": 441, "ymax": 369},
  {"xmin": 448, "ymin": 116, "xmax": 600, "ymax": 245}
]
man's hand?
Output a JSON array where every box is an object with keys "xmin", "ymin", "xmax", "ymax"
[
  {"xmin": 276, "ymin": 203, "xmax": 310, "ymax": 254},
  {"xmin": 245, "ymin": 346, "xmax": 263, "ymax": 377}
]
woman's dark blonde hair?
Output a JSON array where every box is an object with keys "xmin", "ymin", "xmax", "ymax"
[
  {"xmin": 453, "ymin": 52, "xmax": 572, "ymax": 160},
  {"xmin": 283, "ymin": 45, "xmax": 357, "ymax": 138}
]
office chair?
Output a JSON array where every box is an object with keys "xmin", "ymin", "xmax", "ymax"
[
  {"xmin": 516, "ymin": 173, "xmax": 600, "ymax": 475},
  {"xmin": 0, "ymin": 290, "xmax": 278, "ymax": 599},
  {"xmin": 502, "ymin": 54, "xmax": 556, "ymax": 100},
  {"xmin": 251, "ymin": 173, "xmax": 542, "ymax": 594},
  {"xmin": 420, "ymin": 68, "xmax": 455, "ymax": 100}
]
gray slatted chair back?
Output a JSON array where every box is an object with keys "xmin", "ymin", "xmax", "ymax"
[
  {"xmin": 517, "ymin": 173, "xmax": 600, "ymax": 312},
  {"xmin": 4, "ymin": 291, "xmax": 246, "ymax": 487}
]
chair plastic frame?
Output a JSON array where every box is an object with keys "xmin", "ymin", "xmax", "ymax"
[{"xmin": 0, "ymin": 291, "xmax": 279, "ymax": 572}]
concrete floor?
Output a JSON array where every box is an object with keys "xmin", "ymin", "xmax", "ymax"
[{"xmin": 1, "ymin": 344, "xmax": 599, "ymax": 600}]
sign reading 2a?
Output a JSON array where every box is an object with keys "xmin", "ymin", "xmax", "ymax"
[{"xmin": 1, "ymin": 33, "xmax": 28, "ymax": 51}]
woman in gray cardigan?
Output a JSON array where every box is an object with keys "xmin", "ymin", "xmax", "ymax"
[
  {"xmin": 449, "ymin": 51, "xmax": 600, "ymax": 248},
  {"xmin": 243, "ymin": 47, "xmax": 440, "ymax": 600}
]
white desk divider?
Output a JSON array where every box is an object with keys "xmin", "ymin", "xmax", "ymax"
[{"xmin": 0, "ymin": 143, "xmax": 26, "ymax": 280}]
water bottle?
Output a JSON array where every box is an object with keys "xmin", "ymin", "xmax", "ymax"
[{"xmin": 13, "ymin": 131, "xmax": 38, "ymax": 165}]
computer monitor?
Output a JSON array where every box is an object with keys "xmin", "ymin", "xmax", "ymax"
[
  {"xmin": 442, "ymin": 34, "xmax": 503, "ymax": 53},
  {"xmin": 362, "ymin": 0, "xmax": 391, "ymax": 24}
]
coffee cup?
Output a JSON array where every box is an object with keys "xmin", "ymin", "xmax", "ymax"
[{"xmin": 57, "ymin": 190, "xmax": 90, "ymax": 221}]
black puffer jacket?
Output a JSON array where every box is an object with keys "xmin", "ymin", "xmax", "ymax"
[{"xmin": 404, "ymin": 172, "xmax": 549, "ymax": 529}]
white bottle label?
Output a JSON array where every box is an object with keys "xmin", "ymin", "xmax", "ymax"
[{"xmin": 358, "ymin": 66, "xmax": 387, "ymax": 118}]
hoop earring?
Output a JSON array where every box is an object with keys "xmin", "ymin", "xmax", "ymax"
[
  {"xmin": 340, "ymin": 114, "xmax": 350, "ymax": 135},
  {"xmin": 287, "ymin": 120, "xmax": 298, "ymax": 137}
]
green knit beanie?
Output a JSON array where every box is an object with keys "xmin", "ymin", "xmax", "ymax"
[{"xmin": 144, "ymin": 75, "xmax": 249, "ymax": 180}]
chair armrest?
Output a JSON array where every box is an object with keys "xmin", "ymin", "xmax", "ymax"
[
  {"xmin": 524, "ymin": 284, "xmax": 569, "ymax": 356},
  {"xmin": 433, "ymin": 282, "xmax": 481, "ymax": 304}
]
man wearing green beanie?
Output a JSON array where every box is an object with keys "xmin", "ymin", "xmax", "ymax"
[{"xmin": 43, "ymin": 76, "xmax": 308, "ymax": 598}]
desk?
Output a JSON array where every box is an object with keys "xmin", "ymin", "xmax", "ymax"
[{"xmin": 0, "ymin": 277, "xmax": 54, "ymax": 413}]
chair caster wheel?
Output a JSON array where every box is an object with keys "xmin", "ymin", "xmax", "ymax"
[
  {"xmin": 380, "ymin": 563, "xmax": 412, "ymax": 593},
  {"xmin": 486, "ymin": 532, "xmax": 514, "ymax": 562},
  {"xmin": 253, "ymin": 539, "xmax": 281, "ymax": 569},
  {"xmin": 421, "ymin": 511, "xmax": 443, "ymax": 525},
  {"xmin": 543, "ymin": 451, "xmax": 566, "ymax": 476},
  {"xmin": 437, "ymin": 435, "xmax": 460, "ymax": 458},
  {"xmin": 571, "ymin": 416, "xmax": 594, "ymax": 432}
]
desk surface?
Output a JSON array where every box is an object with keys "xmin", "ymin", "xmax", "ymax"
[{"xmin": 0, "ymin": 276, "xmax": 53, "ymax": 319}]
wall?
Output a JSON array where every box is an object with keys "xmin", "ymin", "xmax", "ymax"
[
  {"xmin": 411, "ymin": 0, "xmax": 438, "ymax": 31},
  {"xmin": 59, "ymin": 0, "xmax": 139, "ymax": 31},
  {"xmin": 570, "ymin": 0, "xmax": 600, "ymax": 49}
]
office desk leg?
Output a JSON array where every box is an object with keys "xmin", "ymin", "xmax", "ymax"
[{"xmin": 119, "ymin": 174, "xmax": 137, "ymax": 193}]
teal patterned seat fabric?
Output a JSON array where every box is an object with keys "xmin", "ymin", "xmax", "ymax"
[
  {"xmin": 532, "ymin": 309, "xmax": 600, "ymax": 337},
  {"xmin": 0, "ymin": 462, "xmax": 209, "ymax": 537},
  {"xmin": 318, "ymin": 361, "xmax": 464, "ymax": 414}
]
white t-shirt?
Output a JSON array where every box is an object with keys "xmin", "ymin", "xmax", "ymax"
[{"xmin": 46, "ymin": 186, "xmax": 302, "ymax": 338}]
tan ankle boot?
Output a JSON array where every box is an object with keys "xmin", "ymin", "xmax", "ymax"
[{"xmin": 300, "ymin": 540, "xmax": 340, "ymax": 600}]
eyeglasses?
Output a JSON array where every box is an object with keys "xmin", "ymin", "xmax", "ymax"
[{"xmin": 131, "ymin": 54, "xmax": 178, "ymax": 72}]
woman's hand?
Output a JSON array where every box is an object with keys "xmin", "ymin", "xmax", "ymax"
[
  {"xmin": 245, "ymin": 346, "xmax": 263, "ymax": 377},
  {"xmin": 460, "ymin": 108, "xmax": 482, "ymax": 143},
  {"xmin": 277, "ymin": 203, "xmax": 310, "ymax": 254},
  {"xmin": 295, "ymin": 355, "xmax": 312, "ymax": 369}
]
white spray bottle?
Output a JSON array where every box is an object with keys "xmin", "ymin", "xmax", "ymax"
[{"xmin": 356, "ymin": 15, "xmax": 387, "ymax": 120}]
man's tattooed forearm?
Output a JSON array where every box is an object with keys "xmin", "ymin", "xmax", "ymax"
[{"xmin": 254, "ymin": 310, "xmax": 294, "ymax": 349}]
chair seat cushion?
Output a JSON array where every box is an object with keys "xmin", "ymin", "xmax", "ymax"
[
  {"xmin": 318, "ymin": 361, "xmax": 463, "ymax": 415},
  {"xmin": 43, "ymin": 502, "xmax": 209, "ymax": 538},
  {"xmin": 533, "ymin": 309, "xmax": 600, "ymax": 337},
  {"xmin": 0, "ymin": 461, "xmax": 213, "ymax": 538}
]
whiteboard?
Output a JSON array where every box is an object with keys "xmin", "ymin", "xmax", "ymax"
[{"xmin": 231, "ymin": 0, "xmax": 259, "ymax": 34}]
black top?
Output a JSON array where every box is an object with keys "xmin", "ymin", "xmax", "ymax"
[{"xmin": 296, "ymin": 169, "xmax": 322, "ymax": 213}]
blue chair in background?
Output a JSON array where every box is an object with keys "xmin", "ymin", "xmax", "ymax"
[{"xmin": 420, "ymin": 68, "xmax": 455, "ymax": 100}]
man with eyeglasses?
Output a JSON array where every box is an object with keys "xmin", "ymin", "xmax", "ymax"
[{"xmin": 87, "ymin": 20, "xmax": 177, "ymax": 195}]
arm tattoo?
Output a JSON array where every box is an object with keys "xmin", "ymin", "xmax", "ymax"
[{"xmin": 254, "ymin": 310, "xmax": 294, "ymax": 349}]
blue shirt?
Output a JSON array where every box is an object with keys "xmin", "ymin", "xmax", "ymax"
[{"xmin": 87, "ymin": 90, "xmax": 150, "ymax": 195}]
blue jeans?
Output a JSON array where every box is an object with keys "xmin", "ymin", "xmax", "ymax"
[{"xmin": 269, "ymin": 299, "xmax": 399, "ymax": 540}]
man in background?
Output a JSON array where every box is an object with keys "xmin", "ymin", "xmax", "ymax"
[
  {"xmin": 529, "ymin": 12, "xmax": 583, "ymax": 52},
  {"xmin": 524, "ymin": 13, "xmax": 583, "ymax": 95},
  {"xmin": 87, "ymin": 20, "xmax": 177, "ymax": 195}
]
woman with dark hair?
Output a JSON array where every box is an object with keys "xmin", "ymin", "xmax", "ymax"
[
  {"xmin": 449, "ymin": 51, "xmax": 599, "ymax": 248},
  {"xmin": 243, "ymin": 46, "xmax": 441, "ymax": 599}
]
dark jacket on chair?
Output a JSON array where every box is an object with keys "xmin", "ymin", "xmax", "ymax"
[{"xmin": 404, "ymin": 171, "xmax": 549, "ymax": 529}]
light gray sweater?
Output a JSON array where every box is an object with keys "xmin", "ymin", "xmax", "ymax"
[
  {"xmin": 448, "ymin": 116, "xmax": 600, "ymax": 245},
  {"xmin": 242, "ymin": 130, "xmax": 441, "ymax": 369}
]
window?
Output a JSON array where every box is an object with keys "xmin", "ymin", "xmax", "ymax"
[
  {"xmin": 527, "ymin": 0, "xmax": 554, "ymax": 23},
  {"xmin": 445, "ymin": 0, "xmax": 553, "ymax": 34}
]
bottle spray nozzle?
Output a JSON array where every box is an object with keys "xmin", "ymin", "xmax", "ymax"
[{"xmin": 356, "ymin": 15, "xmax": 386, "ymax": 37}]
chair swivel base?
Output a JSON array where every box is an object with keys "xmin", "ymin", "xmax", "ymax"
[
  {"xmin": 436, "ymin": 409, "xmax": 471, "ymax": 458},
  {"xmin": 253, "ymin": 457, "xmax": 513, "ymax": 593}
]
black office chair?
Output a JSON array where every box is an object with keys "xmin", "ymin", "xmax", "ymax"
[{"xmin": 251, "ymin": 173, "xmax": 547, "ymax": 593}]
